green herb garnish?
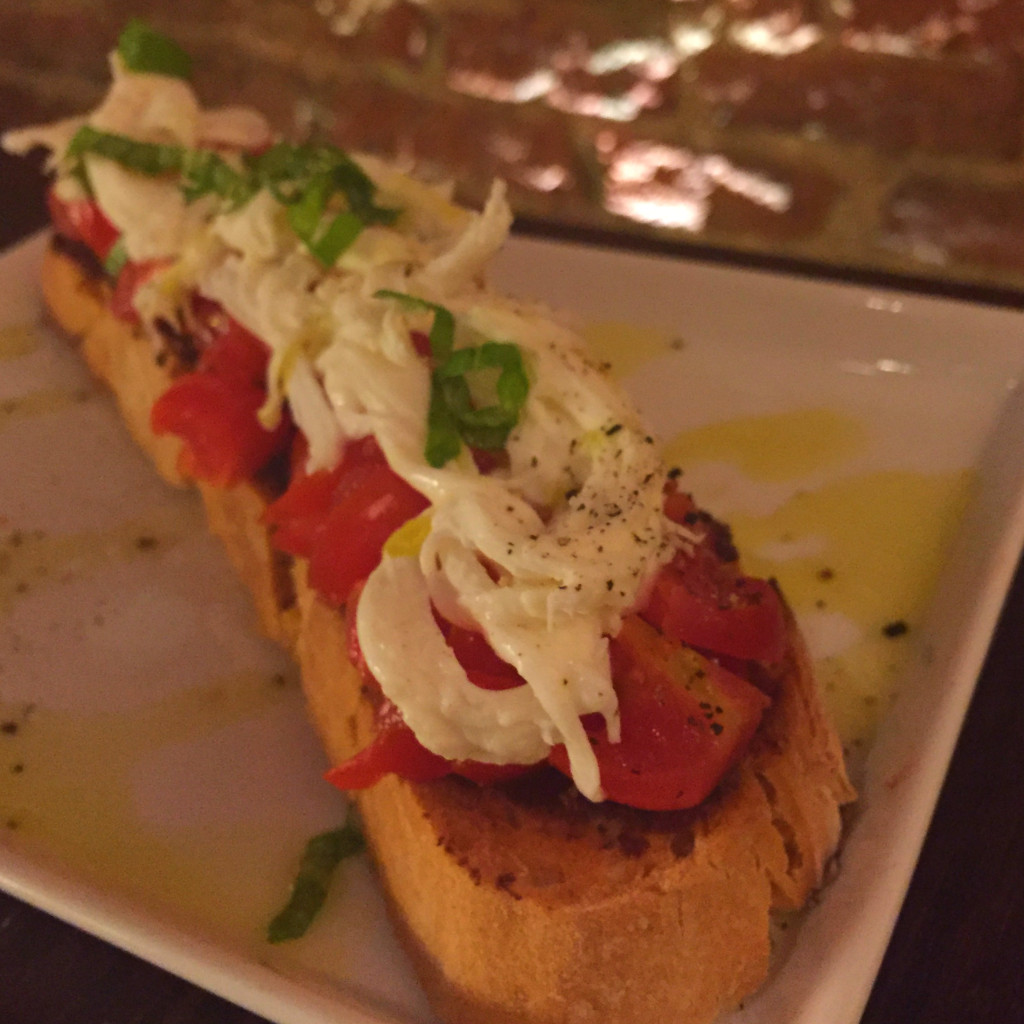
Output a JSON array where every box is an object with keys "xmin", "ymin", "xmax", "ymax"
[
  {"xmin": 64, "ymin": 128, "xmax": 399, "ymax": 266},
  {"xmin": 117, "ymin": 19, "xmax": 193, "ymax": 79},
  {"xmin": 67, "ymin": 126, "xmax": 185, "ymax": 177},
  {"xmin": 374, "ymin": 289, "xmax": 455, "ymax": 361},
  {"xmin": 374, "ymin": 290, "xmax": 530, "ymax": 467},
  {"xmin": 436, "ymin": 341, "xmax": 529, "ymax": 451},
  {"xmin": 103, "ymin": 237, "xmax": 129, "ymax": 277},
  {"xmin": 251, "ymin": 142, "xmax": 400, "ymax": 267},
  {"xmin": 267, "ymin": 821, "xmax": 364, "ymax": 943}
]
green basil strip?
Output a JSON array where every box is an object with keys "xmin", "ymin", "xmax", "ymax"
[
  {"xmin": 373, "ymin": 289, "xmax": 455, "ymax": 362},
  {"xmin": 374, "ymin": 290, "xmax": 530, "ymax": 463},
  {"xmin": 67, "ymin": 126, "xmax": 186, "ymax": 177},
  {"xmin": 103, "ymin": 237, "xmax": 129, "ymax": 277},
  {"xmin": 180, "ymin": 149, "xmax": 252, "ymax": 206},
  {"xmin": 285, "ymin": 174, "xmax": 327, "ymax": 239},
  {"xmin": 250, "ymin": 143, "xmax": 399, "ymax": 233},
  {"xmin": 65, "ymin": 130, "xmax": 397, "ymax": 263},
  {"xmin": 426, "ymin": 377, "xmax": 464, "ymax": 468},
  {"xmin": 307, "ymin": 210, "xmax": 365, "ymax": 267},
  {"xmin": 117, "ymin": 19, "xmax": 193, "ymax": 80},
  {"xmin": 267, "ymin": 822, "xmax": 365, "ymax": 944},
  {"xmin": 328, "ymin": 157, "xmax": 397, "ymax": 226},
  {"xmin": 437, "ymin": 341, "xmax": 529, "ymax": 451},
  {"xmin": 437, "ymin": 341, "xmax": 529, "ymax": 411}
]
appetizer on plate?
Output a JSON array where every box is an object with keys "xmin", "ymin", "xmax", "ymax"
[{"xmin": 4, "ymin": 20, "xmax": 854, "ymax": 1024}]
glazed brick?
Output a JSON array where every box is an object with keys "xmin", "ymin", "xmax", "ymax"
[
  {"xmin": 695, "ymin": 45, "xmax": 1024, "ymax": 158},
  {"xmin": 883, "ymin": 177, "xmax": 1024, "ymax": 274},
  {"xmin": 187, "ymin": 50, "xmax": 316, "ymax": 139},
  {"xmin": 444, "ymin": 11, "xmax": 548, "ymax": 100},
  {"xmin": 0, "ymin": 5, "xmax": 110, "ymax": 78},
  {"xmin": 841, "ymin": 0, "xmax": 1024, "ymax": 57},
  {"xmin": 324, "ymin": 77, "xmax": 582, "ymax": 203},
  {"xmin": 306, "ymin": 0, "xmax": 434, "ymax": 71},
  {"xmin": 325, "ymin": 77, "xmax": 429, "ymax": 162},
  {"xmin": 591, "ymin": 132, "xmax": 839, "ymax": 240},
  {"xmin": 725, "ymin": 0, "xmax": 815, "ymax": 19},
  {"xmin": 443, "ymin": 4, "xmax": 679, "ymax": 119},
  {"xmin": 546, "ymin": 64, "xmax": 680, "ymax": 122},
  {"xmin": 0, "ymin": 75, "xmax": 91, "ymax": 131}
]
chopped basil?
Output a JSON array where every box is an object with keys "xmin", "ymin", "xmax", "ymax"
[
  {"xmin": 67, "ymin": 127, "xmax": 185, "ymax": 177},
  {"xmin": 117, "ymin": 19, "xmax": 193, "ymax": 80},
  {"xmin": 180, "ymin": 148, "xmax": 252, "ymax": 207},
  {"xmin": 103, "ymin": 237, "xmax": 129, "ymax": 277},
  {"xmin": 267, "ymin": 821, "xmax": 364, "ymax": 943},
  {"xmin": 374, "ymin": 290, "xmax": 530, "ymax": 467},
  {"xmin": 63, "ymin": 128, "xmax": 398, "ymax": 265},
  {"xmin": 426, "ymin": 378, "xmax": 464, "ymax": 468},
  {"xmin": 250, "ymin": 143, "xmax": 399, "ymax": 267},
  {"xmin": 373, "ymin": 289, "xmax": 455, "ymax": 361},
  {"xmin": 436, "ymin": 341, "xmax": 528, "ymax": 451}
]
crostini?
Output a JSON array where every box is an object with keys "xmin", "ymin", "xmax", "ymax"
[{"xmin": 5, "ymin": 20, "xmax": 854, "ymax": 1024}]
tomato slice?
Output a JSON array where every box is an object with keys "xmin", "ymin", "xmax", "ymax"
[
  {"xmin": 47, "ymin": 190, "xmax": 119, "ymax": 260},
  {"xmin": 151, "ymin": 316, "xmax": 292, "ymax": 486},
  {"xmin": 326, "ymin": 700, "xmax": 451, "ymax": 789},
  {"xmin": 307, "ymin": 463, "xmax": 429, "ymax": 606},
  {"xmin": 549, "ymin": 615, "xmax": 771, "ymax": 810},
  {"xmin": 193, "ymin": 315, "xmax": 273, "ymax": 388},
  {"xmin": 641, "ymin": 566, "xmax": 787, "ymax": 663},
  {"xmin": 641, "ymin": 482, "xmax": 787, "ymax": 663},
  {"xmin": 324, "ymin": 698, "xmax": 534, "ymax": 791},
  {"xmin": 444, "ymin": 623, "xmax": 526, "ymax": 691},
  {"xmin": 265, "ymin": 437, "xmax": 427, "ymax": 606},
  {"xmin": 264, "ymin": 437, "xmax": 386, "ymax": 558}
]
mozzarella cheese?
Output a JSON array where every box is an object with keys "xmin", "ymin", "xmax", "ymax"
[{"xmin": 4, "ymin": 63, "xmax": 685, "ymax": 802}]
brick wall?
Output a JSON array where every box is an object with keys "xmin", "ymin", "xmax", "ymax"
[{"xmin": 3, "ymin": 0, "xmax": 1024, "ymax": 295}]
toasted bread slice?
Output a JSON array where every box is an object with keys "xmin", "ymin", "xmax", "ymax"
[{"xmin": 41, "ymin": 240, "xmax": 855, "ymax": 1024}]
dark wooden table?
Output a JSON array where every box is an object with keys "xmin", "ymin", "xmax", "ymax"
[{"xmin": 2, "ymin": 141, "xmax": 1023, "ymax": 1024}]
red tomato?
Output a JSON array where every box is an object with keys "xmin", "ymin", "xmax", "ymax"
[
  {"xmin": 266, "ymin": 436, "xmax": 427, "ymax": 606},
  {"xmin": 548, "ymin": 615, "xmax": 771, "ymax": 810},
  {"xmin": 325, "ymin": 700, "xmax": 451, "ymax": 790},
  {"xmin": 324, "ymin": 698, "xmax": 533, "ymax": 791},
  {"xmin": 307, "ymin": 462, "xmax": 428, "ymax": 606},
  {"xmin": 194, "ymin": 316, "xmax": 272, "ymax": 388},
  {"xmin": 264, "ymin": 437, "xmax": 383, "ymax": 558},
  {"xmin": 641, "ymin": 567, "xmax": 787, "ymax": 663},
  {"xmin": 47, "ymin": 190, "xmax": 119, "ymax": 260},
  {"xmin": 444, "ymin": 624, "xmax": 526, "ymax": 691},
  {"xmin": 641, "ymin": 482, "xmax": 788, "ymax": 663},
  {"xmin": 150, "ymin": 317, "xmax": 292, "ymax": 487}
]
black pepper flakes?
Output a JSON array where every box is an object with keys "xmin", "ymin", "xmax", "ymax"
[{"xmin": 882, "ymin": 620, "xmax": 909, "ymax": 638}]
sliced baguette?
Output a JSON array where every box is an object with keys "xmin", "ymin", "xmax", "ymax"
[{"xmin": 41, "ymin": 240, "xmax": 855, "ymax": 1024}]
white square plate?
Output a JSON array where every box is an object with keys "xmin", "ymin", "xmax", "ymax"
[{"xmin": 2, "ymin": 230, "xmax": 1024, "ymax": 1024}]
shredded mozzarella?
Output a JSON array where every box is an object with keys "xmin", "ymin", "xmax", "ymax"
[{"xmin": 1, "ymin": 59, "xmax": 684, "ymax": 803}]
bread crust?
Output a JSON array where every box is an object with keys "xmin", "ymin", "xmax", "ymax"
[{"xmin": 41, "ymin": 241, "xmax": 855, "ymax": 1024}]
